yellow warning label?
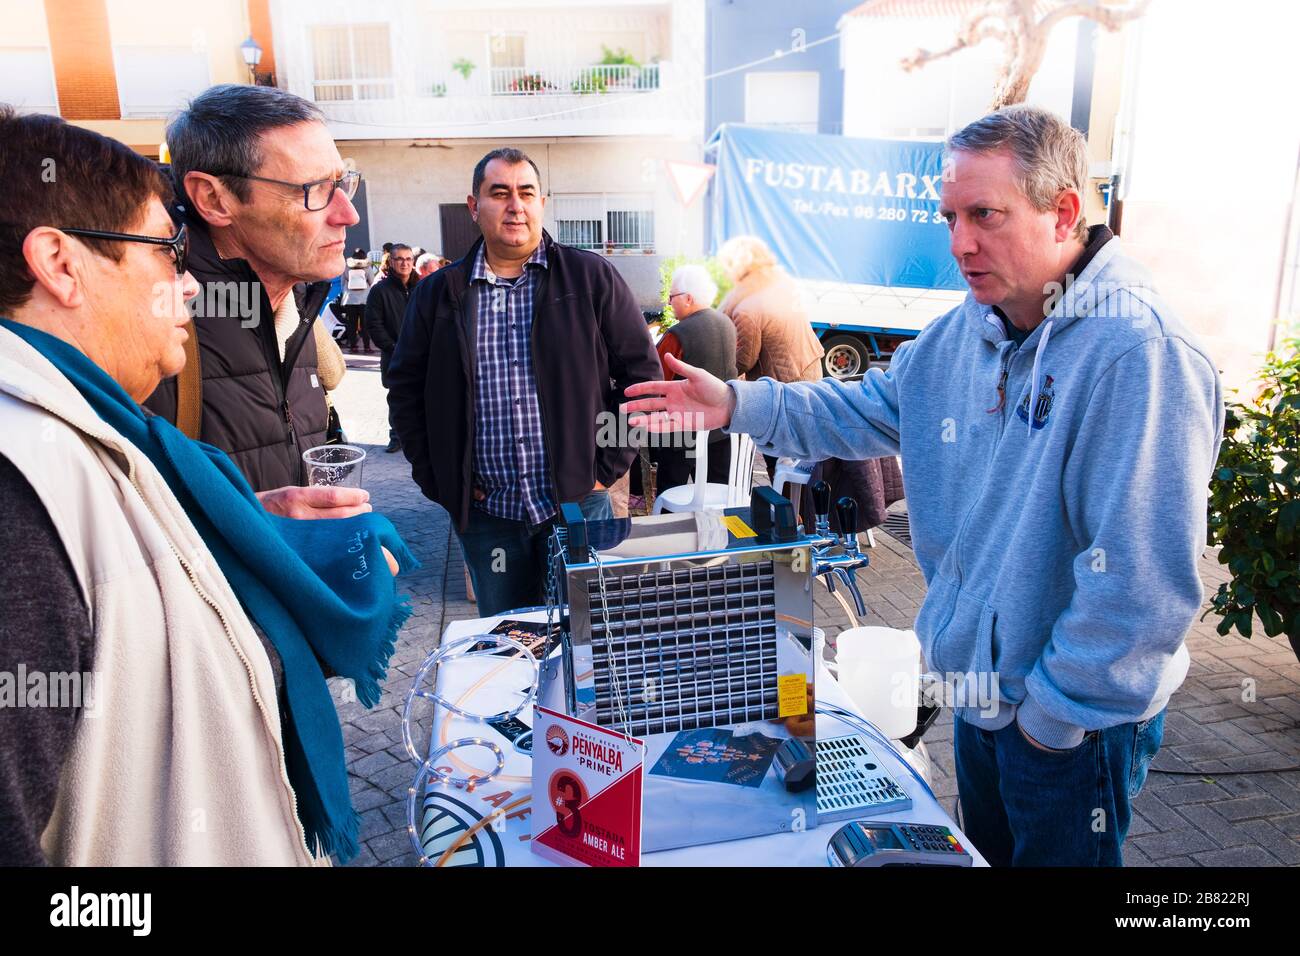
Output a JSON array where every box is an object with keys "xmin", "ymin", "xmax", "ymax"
[
  {"xmin": 721, "ymin": 515, "xmax": 757, "ymax": 538},
  {"xmin": 778, "ymin": 674, "xmax": 809, "ymax": 717}
]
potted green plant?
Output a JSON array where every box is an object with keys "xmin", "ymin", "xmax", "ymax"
[
  {"xmin": 600, "ymin": 44, "xmax": 642, "ymax": 89},
  {"xmin": 430, "ymin": 81, "xmax": 447, "ymax": 97},
  {"xmin": 448, "ymin": 58, "xmax": 476, "ymax": 96},
  {"xmin": 1205, "ymin": 332, "xmax": 1300, "ymax": 659},
  {"xmin": 571, "ymin": 72, "xmax": 608, "ymax": 94}
]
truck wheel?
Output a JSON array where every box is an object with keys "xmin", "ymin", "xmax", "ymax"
[{"xmin": 822, "ymin": 335, "xmax": 871, "ymax": 379}]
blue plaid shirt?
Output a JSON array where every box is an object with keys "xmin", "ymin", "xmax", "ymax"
[{"xmin": 469, "ymin": 242, "xmax": 557, "ymax": 526}]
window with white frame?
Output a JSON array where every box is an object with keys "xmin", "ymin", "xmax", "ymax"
[
  {"xmin": 0, "ymin": 47, "xmax": 60, "ymax": 114},
  {"xmin": 114, "ymin": 46, "xmax": 210, "ymax": 118},
  {"xmin": 744, "ymin": 71, "xmax": 819, "ymax": 133},
  {"xmin": 488, "ymin": 33, "xmax": 525, "ymax": 69},
  {"xmin": 311, "ymin": 24, "xmax": 395, "ymax": 102},
  {"xmin": 488, "ymin": 33, "xmax": 528, "ymax": 94},
  {"xmin": 552, "ymin": 194, "xmax": 655, "ymax": 253}
]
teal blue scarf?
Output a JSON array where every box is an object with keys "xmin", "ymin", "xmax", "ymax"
[{"xmin": 3, "ymin": 319, "xmax": 417, "ymax": 862}]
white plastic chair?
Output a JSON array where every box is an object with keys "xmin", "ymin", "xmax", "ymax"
[
  {"xmin": 770, "ymin": 456, "xmax": 877, "ymax": 547},
  {"xmin": 771, "ymin": 457, "xmax": 814, "ymax": 521},
  {"xmin": 653, "ymin": 432, "xmax": 756, "ymax": 514}
]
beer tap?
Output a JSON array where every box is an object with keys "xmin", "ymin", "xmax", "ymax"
[
  {"xmin": 811, "ymin": 478, "xmax": 833, "ymax": 541},
  {"xmin": 810, "ymin": 485, "xmax": 869, "ymax": 618}
]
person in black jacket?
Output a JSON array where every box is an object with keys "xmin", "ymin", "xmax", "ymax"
[
  {"xmin": 387, "ymin": 147, "xmax": 662, "ymax": 615},
  {"xmin": 145, "ymin": 84, "xmax": 371, "ymax": 517},
  {"xmin": 365, "ymin": 242, "xmax": 418, "ymax": 452}
]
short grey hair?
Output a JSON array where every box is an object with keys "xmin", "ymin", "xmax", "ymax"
[
  {"xmin": 415, "ymin": 252, "xmax": 437, "ymax": 271},
  {"xmin": 671, "ymin": 263, "xmax": 718, "ymax": 308},
  {"xmin": 166, "ymin": 84, "xmax": 324, "ymax": 204},
  {"xmin": 946, "ymin": 105, "xmax": 1089, "ymax": 242}
]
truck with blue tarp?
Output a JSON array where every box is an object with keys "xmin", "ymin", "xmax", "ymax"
[{"xmin": 706, "ymin": 124, "xmax": 968, "ymax": 378}]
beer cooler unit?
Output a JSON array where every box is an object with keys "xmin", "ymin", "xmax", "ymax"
[{"xmin": 540, "ymin": 487, "xmax": 820, "ymax": 851}]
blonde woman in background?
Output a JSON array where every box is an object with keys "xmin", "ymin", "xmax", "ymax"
[
  {"xmin": 715, "ymin": 235, "xmax": 902, "ymax": 535},
  {"xmin": 716, "ymin": 235, "xmax": 824, "ymax": 384}
]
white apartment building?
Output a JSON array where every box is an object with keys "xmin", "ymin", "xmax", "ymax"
[{"xmin": 270, "ymin": 0, "xmax": 707, "ymax": 307}]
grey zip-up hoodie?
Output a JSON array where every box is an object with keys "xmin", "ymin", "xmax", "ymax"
[{"xmin": 728, "ymin": 237, "xmax": 1224, "ymax": 749}]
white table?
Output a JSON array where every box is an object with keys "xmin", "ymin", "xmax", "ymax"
[{"xmin": 417, "ymin": 611, "xmax": 987, "ymax": 867}]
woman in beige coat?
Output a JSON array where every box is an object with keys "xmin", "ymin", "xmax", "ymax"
[
  {"xmin": 0, "ymin": 109, "xmax": 406, "ymax": 866},
  {"xmin": 717, "ymin": 235, "xmax": 825, "ymax": 383}
]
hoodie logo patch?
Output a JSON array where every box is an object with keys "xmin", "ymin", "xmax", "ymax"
[{"xmin": 1016, "ymin": 375, "xmax": 1055, "ymax": 430}]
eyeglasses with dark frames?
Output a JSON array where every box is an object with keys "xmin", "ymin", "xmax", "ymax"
[
  {"xmin": 57, "ymin": 223, "xmax": 189, "ymax": 276},
  {"xmin": 223, "ymin": 168, "xmax": 362, "ymax": 212}
]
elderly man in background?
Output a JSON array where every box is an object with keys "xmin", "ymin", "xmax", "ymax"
[
  {"xmin": 388, "ymin": 146, "xmax": 661, "ymax": 616},
  {"xmin": 145, "ymin": 84, "xmax": 369, "ymax": 519},
  {"xmin": 653, "ymin": 263, "xmax": 738, "ymax": 491},
  {"xmin": 717, "ymin": 234, "xmax": 824, "ymax": 384},
  {"xmin": 415, "ymin": 251, "xmax": 449, "ymax": 280}
]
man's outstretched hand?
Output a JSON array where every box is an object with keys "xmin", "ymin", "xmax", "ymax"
[
  {"xmin": 257, "ymin": 485, "xmax": 372, "ymax": 520},
  {"xmin": 621, "ymin": 352, "xmax": 737, "ymax": 433}
]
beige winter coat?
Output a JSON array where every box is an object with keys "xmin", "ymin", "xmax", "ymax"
[
  {"xmin": 719, "ymin": 266, "xmax": 825, "ymax": 383},
  {"xmin": 0, "ymin": 325, "xmax": 323, "ymax": 866}
]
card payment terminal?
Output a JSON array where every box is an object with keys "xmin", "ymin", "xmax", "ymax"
[{"xmin": 827, "ymin": 821, "xmax": 974, "ymax": 867}]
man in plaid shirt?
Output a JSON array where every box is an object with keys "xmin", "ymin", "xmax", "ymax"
[{"xmin": 387, "ymin": 148, "xmax": 661, "ymax": 614}]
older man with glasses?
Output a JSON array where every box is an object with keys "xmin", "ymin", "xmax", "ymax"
[{"xmin": 144, "ymin": 84, "xmax": 370, "ymax": 517}]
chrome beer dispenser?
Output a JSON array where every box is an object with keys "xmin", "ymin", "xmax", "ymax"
[{"xmin": 540, "ymin": 487, "xmax": 820, "ymax": 851}]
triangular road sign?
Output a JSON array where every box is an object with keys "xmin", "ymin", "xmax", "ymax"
[{"xmin": 665, "ymin": 160, "xmax": 716, "ymax": 207}]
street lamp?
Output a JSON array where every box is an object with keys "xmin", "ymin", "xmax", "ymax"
[{"xmin": 240, "ymin": 35, "xmax": 262, "ymax": 85}]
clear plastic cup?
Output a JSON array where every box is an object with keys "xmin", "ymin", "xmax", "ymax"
[{"xmin": 303, "ymin": 444, "xmax": 366, "ymax": 488}]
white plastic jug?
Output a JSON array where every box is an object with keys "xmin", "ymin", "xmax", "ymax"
[{"xmin": 834, "ymin": 627, "xmax": 921, "ymax": 740}]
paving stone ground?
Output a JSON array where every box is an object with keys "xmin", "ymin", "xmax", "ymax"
[{"xmin": 330, "ymin": 352, "xmax": 1300, "ymax": 867}]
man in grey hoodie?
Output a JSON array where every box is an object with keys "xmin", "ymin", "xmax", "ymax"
[{"xmin": 623, "ymin": 106, "xmax": 1224, "ymax": 866}]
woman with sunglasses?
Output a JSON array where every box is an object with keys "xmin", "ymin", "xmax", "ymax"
[{"xmin": 0, "ymin": 108, "xmax": 414, "ymax": 866}]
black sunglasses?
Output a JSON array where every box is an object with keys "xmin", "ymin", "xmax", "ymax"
[
  {"xmin": 223, "ymin": 168, "xmax": 361, "ymax": 212},
  {"xmin": 59, "ymin": 223, "xmax": 189, "ymax": 276}
]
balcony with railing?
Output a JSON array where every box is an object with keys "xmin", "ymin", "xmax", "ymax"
[
  {"xmin": 313, "ymin": 60, "xmax": 686, "ymax": 138},
  {"xmin": 477, "ymin": 63, "xmax": 660, "ymax": 96},
  {"xmin": 277, "ymin": 4, "xmax": 701, "ymax": 139}
]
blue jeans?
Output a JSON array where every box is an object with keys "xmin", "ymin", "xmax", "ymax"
[
  {"xmin": 953, "ymin": 709, "xmax": 1165, "ymax": 866},
  {"xmin": 458, "ymin": 491, "xmax": 614, "ymax": 617}
]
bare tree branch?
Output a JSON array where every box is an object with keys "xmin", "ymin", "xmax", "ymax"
[
  {"xmin": 901, "ymin": 23, "xmax": 1008, "ymax": 72},
  {"xmin": 894, "ymin": 0, "xmax": 1152, "ymax": 109},
  {"xmin": 1038, "ymin": 0, "xmax": 1152, "ymax": 36},
  {"xmin": 901, "ymin": 5, "xmax": 1010, "ymax": 73}
]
